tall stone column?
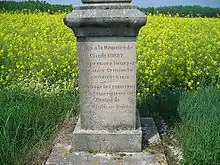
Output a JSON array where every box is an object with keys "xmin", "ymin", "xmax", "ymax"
[{"xmin": 64, "ymin": 0, "xmax": 146, "ymax": 152}]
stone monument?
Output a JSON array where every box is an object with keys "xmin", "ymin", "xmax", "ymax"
[
  {"xmin": 46, "ymin": 0, "xmax": 167, "ymax": 164},
  {"xmin": 64, "ymin": 0, "xmax": 146, "ymax": 153}
]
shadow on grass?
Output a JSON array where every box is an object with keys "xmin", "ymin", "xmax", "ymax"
[
  {"xmin": 137, "ymin": 89, "xmax": 182, "ymax": 132},
  {"xmin": 138, "ymin": 86, "xmax": 220, "ymax": 164},
  {"xmin": 137, "ymin": 89, "xmax": 183, "ymax": 165}
]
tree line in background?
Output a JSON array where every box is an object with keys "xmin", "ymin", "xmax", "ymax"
[
  {"xmin": 0, "ymin": 0, "xmax": 220, "ymax": 17},
  {"xmin": 0, "ymin": 0, "xmax": 72, "ymax": 13},
  {"xmin": 139, "ymin": 5, "xmax": 220, "ymax": 18}
]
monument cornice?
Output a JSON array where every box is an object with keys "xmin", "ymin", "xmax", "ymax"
[
  {"xmin": 64, "ymin": 3, "xmax": 147, "ymax": 37},
  {"xmin": 82, "ymin": 0, "xmax": 132, "ymax": 3}
]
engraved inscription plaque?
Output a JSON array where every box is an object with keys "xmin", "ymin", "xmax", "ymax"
[{"xmin": 78, "ymin": 38, "xmax": 137, "ymax": 130}]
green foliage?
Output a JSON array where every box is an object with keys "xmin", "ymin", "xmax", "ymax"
[
  {"xmin": 138, "ymin": 88, "xmax": 181, "ymax": 129},
  {"xmin": 0, "ymin": 13, "xmax": 78, "ymax": 88},
  {"xmin": 139, "ymin": 5, "xmax": 220, "ymax": 18},
  {"xmin": 0, "ymin": 0, "xmax": 72, "ymax": 13},
  {"xmin": 137, "ymin": 15, "xmax": 220, "ymax": 98},
  {"xmin": 0, "ymin": 80, "xmax": 79, "ymax": 165},
  {"xmin": 1, "ymin": 1, "xmax": 220, "ymax": 17},
  {"xmin": 178, "ymin": 86, "xmax": 220, "ymax": 164},
  {"xmin": 0, "ymin": 11, "xmax": 220, "ymax": 164},
  {"xmin": 0, "ymin": 13, "xmax": 219, "ymax": 95}
]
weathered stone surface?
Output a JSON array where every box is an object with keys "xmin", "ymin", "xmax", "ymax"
[
  {"xmin": 78, "ymin": 37, "xmax": 137, "ymax": 130},
  {"xmin": 141, "ymin": 118, "xmax": 161, "ymax": 148},
  {"xmin": 72, "ymin": 115, "xmax": 142, "ymax": 152},
  {"xmin": 64, "ymin": 4, "xmax": 146, "ymax": 37},
  {"xmin": 70, "ymin": 152, "xmax": 166, "ymax": 165},
  {"xmin": 46, "ymin": 118, "xmax": 167, "ymax": 165},
  {"xmin": 45, "ymin": 0, "xmax": 167, "ymax": 164},
  {"xmin": 61, "ymin": 0, "xmax": 149, "ymax": 157}
]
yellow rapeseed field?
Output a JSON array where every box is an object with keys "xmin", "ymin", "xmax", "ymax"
[
  {"xmin": 0, "ymin": 13, "xmax": 78, "ymax": 87},
  {"xmin": 0, "ymin": 12, "xmax": 219, "ymax": 95}
]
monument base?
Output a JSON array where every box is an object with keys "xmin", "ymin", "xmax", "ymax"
[
  {"xmin": 72, "ymin": 117, "xmax": 142, "ymax": 152},
  {"xmin": 46, "ymin": 118, "xmax": 167, "ymax": 165}
]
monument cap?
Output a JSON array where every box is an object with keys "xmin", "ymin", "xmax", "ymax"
[
  {"xmin": 82, "ymin": 0, "xmax": 132, "ymax": 3},
  {"xmin": 64, "ymin": 1, "xmax": 146, "ymax": 37}
]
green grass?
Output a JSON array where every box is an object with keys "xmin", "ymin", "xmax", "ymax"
[
  {"xmin": 138, "ymin": 86, "xmax": 220, "ymax": 164},
  {"xmin": 0, "ymin": 79, "xmax": 219, "ymax": 165},
  {"xmin": 138, "ymin": 88, "xmax": 182, "ymax": 131},
  {"xmin": 178, "ymin": 86, "xmax": 220, "ymax": 165},
  {"xmin": 0, "ymin": 81, "xmax": 79, "ymax": 165}
]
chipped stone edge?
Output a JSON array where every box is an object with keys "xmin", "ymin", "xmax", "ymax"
[{"xmin": 45, "ymin": 117, "xmax": 168, "ymax": 165}]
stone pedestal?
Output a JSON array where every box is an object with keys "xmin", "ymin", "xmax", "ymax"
[
  {"xmin": 45, "ymin": 1, "xmax": 168, "ymax": 164},
  {"xmin": 46, "ymin": 118, "xmax": 166, "ymax": 165},
  {"xmin": 64, "ymin": 0, "xmax": 146, "ymax": 152}
]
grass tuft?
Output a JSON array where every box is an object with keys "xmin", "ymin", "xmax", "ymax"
[
  {"xmin": 0, "ymin": 83, "xmax": 79, "ymax": 165},
  {"xmin": 178, "ymin": 86, "xmax": 220, "ymax": 165}
]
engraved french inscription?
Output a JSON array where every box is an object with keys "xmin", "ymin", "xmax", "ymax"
[{"xmin": 78, "ymin": 40, "xmax": 137, "ymax": 129}]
